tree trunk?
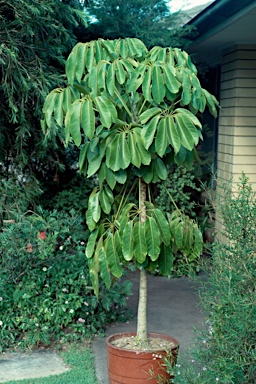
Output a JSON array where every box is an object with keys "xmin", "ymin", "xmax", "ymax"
[{"xmin": 137, "ymin": 178, "xmax": 148, "ymax": 343}]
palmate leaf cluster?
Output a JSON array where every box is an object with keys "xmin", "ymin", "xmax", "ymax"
[
  {"xmin": 42, "ymin": 37, "xmax": 218, "ymax": 295},
  {"xmin": 85, "ymin": 200, "xmax": 202, "ymax": 295},
  {"xmin": 0, "ymin": 0, "xmax": 87, "ymax": 172}
]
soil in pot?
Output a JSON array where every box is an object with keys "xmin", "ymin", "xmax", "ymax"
[{"xmin": 107, "ymin": 332, "xmax": 179, "ymax": 384}]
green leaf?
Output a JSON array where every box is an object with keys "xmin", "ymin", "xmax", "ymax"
[
  {"xmin": 122, "ymin": 220, "xmax": 134, "ymax": 261},
  {"xmin": 94, "ymin": 96, "xmax": 117, "ymax": 128},
  {"xmin": 105, "ymin": 166, "xmax": 116, "ymax": 189},
  {"xmin": 128, "ymin": 132, "xmax": 141, "ymax": 168},
  {"xmin": 99, "ymin": 189, "xmax": 111, "ymax": 214},
  {"xmin": 202, "ymin": 88, "xmax": 218, "ymax": 117},
  {"xmin": 99, "ymin": 247, "xmax": 111, "ymax": 289},
  {"xmin": 86, "ymin": 205, "xmax": 96, "ymax": 231},
  {"xmin": 153, "ymin": 209, "xmax": 171, "ymax": 245},
  {"xmin": 114, "ymin": 169, "xmax": 127, "ymax": 184},
  {"xmin": 89, "ymin": 191, "xmax": 101, "ymax": 223},
  {"xmin": 85, "ymin": 44, "xmax": 95, "ymax": 72},
  {"xmin": 106, "ymin": 63, "xmax": 116, "ymax": 96},
  {"xmin": 43, "ymin": 90, "xmax": 58, "ymax": 127},
  {"xmin": 133, "ymin": 130, "xmax": 151, "ymax": 165},
  {"xmin": 116, "ymin": 60, "xmax": 126, "ymax": 84},
  {"xmin": 155, "ymin": 117, "xmax": 168, "ymax": 157},
  {"xmin": 175, "ymin": 114, "xmax": 195, "ymax": 151},
  {"xmin": 118, "ymin": 203, "xmax": 136, "ymax": 221},
  {"xmin": 65, "ymin": 101, "xmax": 82, "ymax": 146},
  {"xmin": 154, "ymin": 158, "xmax": 168, "ymax": 180},
  {"xmin": 133, "ymin": 221, "xmax": 147, "ymax": 264},
  {"xmin": 81, "ymin": 99, "xmax": 95, "ymax": 139},
  {"xmin": 118, "ymin": 132, "xmax": 131, "ymax": 169},
  {"xmin": 139, "ymin": 107, "xmax": 161, "ymax": 125},
  {"xmin": 167, "ymin": 116, "xmax": 181, "ymax": 154},
  {"xmin": 53, "ymin": 91, "xmax": 64, "ymax": 127},
  {"xmin": 88, "ymin": 67, "xmax": 99, "ymax": 97},
  {"xmin": 158, "ymin": 244, "xmax": 173, "ymax": 276},
  {"xmin": 182, "ymin": 219, "xmax": 194, "ymax": 255},
  {"xmin": 65, "ymin": 51, "xmax": 76, "ymax": 85},
  {"xmin": 75, "ymin": 43, "xmax": 87, "ymax": 83},
  {"xmin": 120, "ymin": 39, "xmax": 129, "ymax": 58},
  {"xmin": 106, "ymin": 134, "xmax": 120, "ymax": 171},
  {"xmin": 86, "ymin": 229, "xmax": 99, "ymax": 259},
  {"xmin": 181, "ymin": 70, "xmax": 192, "ymax": 105},
  {"xmin": 97, "ymin": 61, "xmax": 107, "ymax": 91},
  {"xmin": 175, "ymin": 221, "xmax": 184, "ymax": 249},
  {"xmin": 142, "ymin": 66, "xmax": 152, "ymax": 101},
  {"xmin": 163, "ymin": 65, "xmax": 180, "ymax": 94},
  {"xmin": 62, "ymin": 87, "xmax": 73, "ymax": 114},
  {"xmin": 175, "ymin": 108, "xmax": 202, "ymax": 128},
  {"xmin": 87, "ymin": 152, "xmax": 104, "ymax": 178},
  {"xmin": 141, "ymin": 114, "xmax": 160, "ymax": 150},
  {"xmin": 174, "ymin": 146, "xmax": 187, "ymax": 165},
  {"xmin": 103, "ymin": 185, "xmax": 114, "ymax": 204},
  {"xmin": 152, "ymin": 66, "xmax": 165, "ymax": 104},
  {"xmin": 105, "ymin": 235, "xmax": 123, "ymax": 278},
  {"xmin": 145, "ymin": 217, "xmax": 160, "ymax": 261}
]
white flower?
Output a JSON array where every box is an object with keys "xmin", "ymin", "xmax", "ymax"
[
  {"xmin": 65, "ymin": 301, "xmax": 68, "ymax": 304},
  {"xmin": 0, "ymin": 297, "xmax": 3, "ymax": 301},
  {"xmin": 42, "ymin": 267, "xmax": 47, "ymax": 272},
  {"xmin": 59, "ymin": 245, "xmax": 64, "ymax": 250},
  {"xmin": 80, "ymin": 241, "xmax": 85, "ymax": 245},
  {"xmin": 202, "ymin": 366, "xmax": 207, "ymax": 371},
  {"xmin": 0, "ymin": 321, "xmax": 3, "ymax": 326},
  {"xmin": 69, "ymin": 309, "xmax": 74, "ymax": 314}
]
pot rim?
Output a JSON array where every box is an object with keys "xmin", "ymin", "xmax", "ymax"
[{"xmin": 106, "ymin": 332, "xmax": 179, "ymax": 354}]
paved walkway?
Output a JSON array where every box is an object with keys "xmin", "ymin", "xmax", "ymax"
[
  {"xmin": 0, "ymin": 272, "xmax": 204, "ymax": 383},
  {"xmin": 93, "ymin": 271, "xmax": 205, "ymax": 384}
]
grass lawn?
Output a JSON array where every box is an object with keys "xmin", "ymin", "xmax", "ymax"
[{"xmin": 3, "ymin": 341, "xmax": 99, "ymax": 384}]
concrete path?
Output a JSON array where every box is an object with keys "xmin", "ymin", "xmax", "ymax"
[
  {"xmin": 93, "ymin": 271, "xmax": 205, "ymax": 384},
  {"xmin": 0, "ymin": 272, "xmax": 204, "ymax": 383},
  {"xmin": 0, "ymin": 350, "xmax": 70, "ymax": 383}
]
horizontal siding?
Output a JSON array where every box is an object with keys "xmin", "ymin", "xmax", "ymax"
[{"xmin": 216, "ymin": 46, "xmax": 256, "ymax": 237}]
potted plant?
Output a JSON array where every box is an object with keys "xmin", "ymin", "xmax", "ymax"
[{"xmin": 41, "ymin": 37, "xmax": 218, "ymax": 383}]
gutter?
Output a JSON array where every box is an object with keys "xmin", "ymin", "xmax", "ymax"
[{"xmin": 188, "ymin": 0, "xmax": 256, "ymax": 36}]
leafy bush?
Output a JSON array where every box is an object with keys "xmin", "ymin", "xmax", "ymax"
[
  {"xmin": 167, "ymin": 174, "xmax": 256, "ymax": 383},
  {"xmin": 155, "ymin": 164, "xmax": 201, "ymax": 218},
  {"xmin": 154, "ymin": 164, "xmax": 203, "ymax": 276},
  {"xmin": 0, "ymin": 210, "xmax": 132, "ymax": 351}
]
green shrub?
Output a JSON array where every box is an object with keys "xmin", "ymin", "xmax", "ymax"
[
  {"xmin": 0, "ymin": 209, "xmax": 132, "ymax": 351},
  {"xmin": 154, "ymin": 164, "xmax": 203, "ymax": 276},
  {"xmin": 167, "ymin": 174, "xmax": 256, "ymax": 383},
  {"xmin": 155, "ymin": 164, "xmax": 201, "ymax": 218}
]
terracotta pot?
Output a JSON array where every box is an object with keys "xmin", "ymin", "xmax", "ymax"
[{"xmin": 106, "ymin": 332, "xmax": 179, "ymax": 384}]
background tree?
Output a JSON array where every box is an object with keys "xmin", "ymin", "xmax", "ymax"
[
  {"xmin": 0, "ymin": 0, "xmax": 87, "ymax": 218},
  {"xmin": 83, "ymin": 0, "xmax": 195, "ymax": 48}
]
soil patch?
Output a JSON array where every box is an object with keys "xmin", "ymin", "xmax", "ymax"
[{"xmin": 111, "ymin": 336, "xmax": 176, "ymax": 351}]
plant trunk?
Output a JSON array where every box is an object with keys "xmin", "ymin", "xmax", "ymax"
[{"xmin": 137, "ymin": 179, "xmax": 148, "ymax": 343}]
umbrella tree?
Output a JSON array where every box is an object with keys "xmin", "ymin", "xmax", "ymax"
[{"xmin": 41, "ymin": 37, "xmax": 219, "ymax": 344}]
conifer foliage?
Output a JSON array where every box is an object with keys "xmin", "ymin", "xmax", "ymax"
[
  {"xmin": 85, "ymin": 0, "xmax": 194, "ymax": 48},
  {"xmin": 0, "ymin": 0, "xmax": 86, "ymax": 174}
]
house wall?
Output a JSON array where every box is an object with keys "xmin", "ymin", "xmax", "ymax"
[
  {"xmin": 216, "ymin": 45, "xmax": 256, "ymax": 237},
  {"xmin": 217, "ymin": 44, "xmax": 256, "ymax": 187}
]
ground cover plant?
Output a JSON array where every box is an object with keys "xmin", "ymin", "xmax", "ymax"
[
  {"xmin": 167, "ymin": 173, "xmax": 256, "ymax": 383},
  {"xmin": 1, "ymin": 341, "xmax": 99, "ymax": 384},
  {"xmin": 0, "ymin": 210, "xmax": 132, "ymax": 351}
]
